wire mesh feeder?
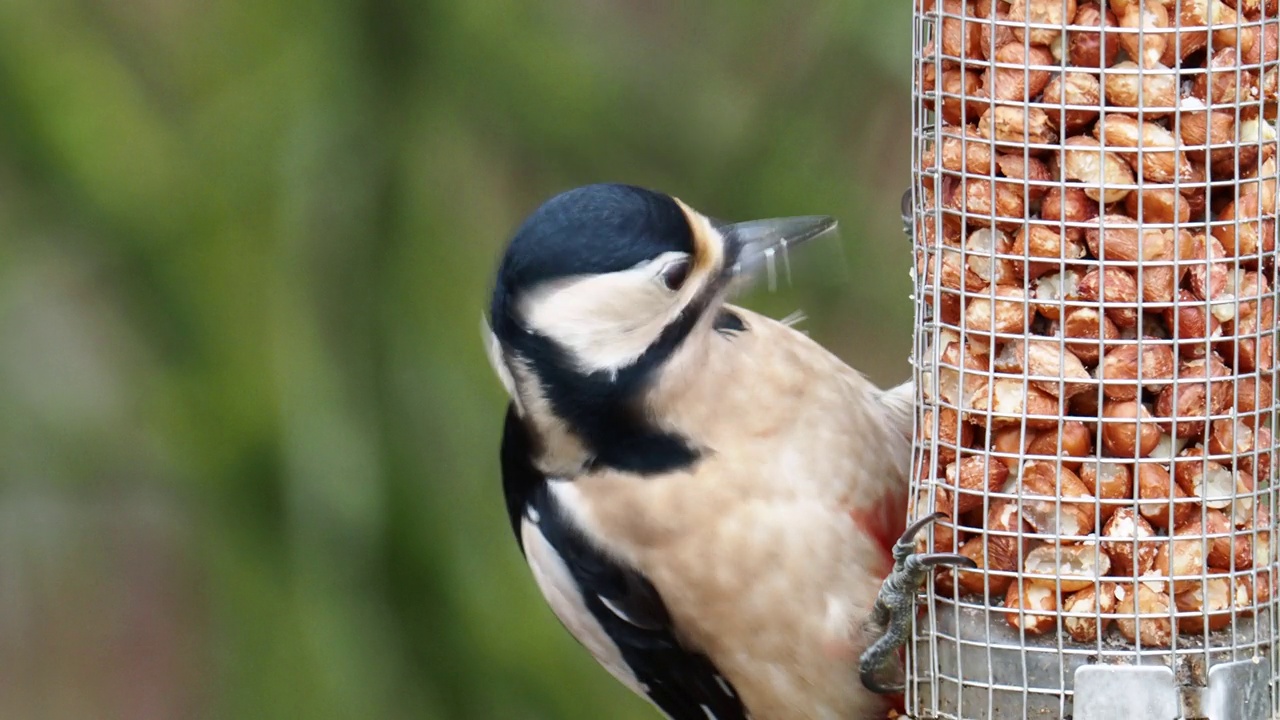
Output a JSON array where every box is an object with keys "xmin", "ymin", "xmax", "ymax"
[{"xmin": 907, "ymin": 0, "xmax": 1280, "ymax": 717}]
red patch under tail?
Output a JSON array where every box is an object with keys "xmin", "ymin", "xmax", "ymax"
[{"xmin": 850, "ymin": 489, "xmax": 914, "ymax": 716}]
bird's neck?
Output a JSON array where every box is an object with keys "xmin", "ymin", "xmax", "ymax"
[
  {"xmin": 508, "ymin": 361, "xmax": 594, "ymax": 477},
  {"xmin": 644, "ymin": 306, "xmax": 810, "ymax": 442},
  {"xmin": 511, "ymin": 350, "xmax": 700, "ymax": 478},
  {"xmin": 646, "ymin": 305, "xmax": 909, "ymax": 458}
]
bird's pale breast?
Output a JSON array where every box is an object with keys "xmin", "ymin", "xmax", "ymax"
[{"xmin": 555, "ymin": 309, "xmax": 910, "ymax": 720}]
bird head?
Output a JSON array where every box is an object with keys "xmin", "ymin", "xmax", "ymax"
[{"xmin": 484, "ymin": 183, "xmax": 834, "ymax": 470}]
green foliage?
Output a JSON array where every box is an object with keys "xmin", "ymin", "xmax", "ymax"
[{"xmin": 0, "ymin": 1, "xmax": 915, "ymax": 718}]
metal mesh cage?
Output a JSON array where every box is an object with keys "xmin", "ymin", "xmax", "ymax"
[{"xmin": 907, "ymin": 0, "xmax": 1280, "ymax": 717}]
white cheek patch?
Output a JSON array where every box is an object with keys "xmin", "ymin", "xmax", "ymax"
[{"xmin": 519, "ymin": 269, "xmax": 680, "ymax": 373}]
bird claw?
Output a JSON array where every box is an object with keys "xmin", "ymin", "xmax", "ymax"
[
  {"xmin": 900, "ymin": 188, "xmax": 914, "ymax": 240},
  {"xmin": 858, "ymin": 511, "xmax": 975, "ymax": 696}
]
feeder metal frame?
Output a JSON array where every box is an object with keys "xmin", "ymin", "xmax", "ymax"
[{"xmin": 907, "ymin": 0, "xmax": 1280, "ymax": 716}]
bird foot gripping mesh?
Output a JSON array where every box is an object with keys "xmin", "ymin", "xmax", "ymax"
[{"xmin": 907, "ymin": 0, "xmax": 1280, "ymax": 717}]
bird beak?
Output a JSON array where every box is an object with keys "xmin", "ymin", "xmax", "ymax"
[{"xmin": 716, "ymin": 215, "xmax": 838, "ymax": 281}]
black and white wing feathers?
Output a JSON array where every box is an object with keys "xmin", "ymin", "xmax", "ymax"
[{"xmin": 500, "ymin": 405, "xmax": 748, "ymax": 720}]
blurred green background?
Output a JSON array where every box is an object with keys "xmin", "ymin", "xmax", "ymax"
[{"xmin": 0, "ymin": 1, "xmax": 917, "ymax": 719}]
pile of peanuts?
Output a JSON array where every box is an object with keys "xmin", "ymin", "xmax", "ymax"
[{"xmin": 911, "ymin": 0, "xmax": 1280, "ymax": 646}]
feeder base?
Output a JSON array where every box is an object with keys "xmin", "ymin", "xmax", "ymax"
[{"xmin": 911, "ymin": 603, "xmax": 1275, "ymax": 719}]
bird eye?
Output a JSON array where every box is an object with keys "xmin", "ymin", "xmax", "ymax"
[{"xmin": 660, "ymin": 259, "xmax": 691, "ymax": 291}]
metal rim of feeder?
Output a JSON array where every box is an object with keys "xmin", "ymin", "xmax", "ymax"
[{"xmin": 907, "ymin": 0, "xmax": 1280, "ymax": 717}]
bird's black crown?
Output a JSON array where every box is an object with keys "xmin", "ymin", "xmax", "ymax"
[{"xmin": 489, "ymin": 184, "xmax": 694, "ymax": 335}]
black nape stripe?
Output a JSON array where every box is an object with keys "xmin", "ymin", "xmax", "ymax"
[{"xmin": 587, "ymin": 431, "xmax": 699, "ymax": 476}]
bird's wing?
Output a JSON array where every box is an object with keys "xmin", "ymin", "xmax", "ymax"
[{"xmin": 500, "ymin": 406, "xmax": 749, "ymax": 720}]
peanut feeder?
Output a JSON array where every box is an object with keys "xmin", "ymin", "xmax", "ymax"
[{"xmin": 908, "ymin": 0, "xmax": 1280, "ymax": 715}]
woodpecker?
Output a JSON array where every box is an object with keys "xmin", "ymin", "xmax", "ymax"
[{"xmin": 483, "ymin": 183, "xmax": 971, "ymax": 720}]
